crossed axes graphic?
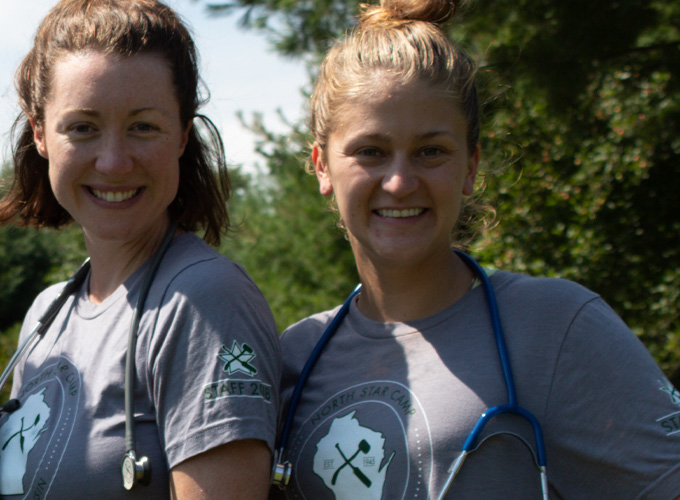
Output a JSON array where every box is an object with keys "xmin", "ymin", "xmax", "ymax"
[
  {"xmin": 223, "ymin": 344, "xmax": 256, "ymax": 374},
  {"xmin": 332, "ymin": 439, "xmax": 372, "ymax": 487}
]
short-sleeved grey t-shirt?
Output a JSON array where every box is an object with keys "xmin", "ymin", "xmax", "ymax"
[
  {"xmin": 0, "ymin": 233, "xmax": 281, "ymax": 499},
  {"xmin": 277, "ymin": 271, "xmax": 680, "ymax": 499}
]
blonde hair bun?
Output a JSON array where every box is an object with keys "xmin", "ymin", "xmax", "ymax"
[{"xmin": 360, "ymin": 0, "xmax": 456, "ymax": 27}]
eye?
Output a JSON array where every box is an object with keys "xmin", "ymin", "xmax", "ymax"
[
  {"xmin": 418, "ymin": 146, "xmax": 444, "ymax": 157},
  {"xmin": 131, "ymin": 122, "xmax": 157, "ymax": 132},
  {"xmin": 69, "ymin": 123, "xmax": 95, "ymax": 134},
  {"xmin": 356, "ymin": 147, "xmax": 384, "ymax": 159}
]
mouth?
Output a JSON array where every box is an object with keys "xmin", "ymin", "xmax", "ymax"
[
  {"xmin": 375, "ymin": 208, "xmax": 425, "ymax": 218},
  {"xmin": 89, "ymin": 187, "xmax": 141, "ymax": 202}
]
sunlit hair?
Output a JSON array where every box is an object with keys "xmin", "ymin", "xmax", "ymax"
[
  {"xmin": 310, "ymin": 0, "xmax": 478, "ymax": 157},
  {"xmin": 309, "ymin": 0, "xmax": 492, "ymax": 246},
  {"xmin": 0, "ymin": 0, "xmax": 230, "ymax": 246}
]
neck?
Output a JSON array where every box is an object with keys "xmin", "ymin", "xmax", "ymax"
[
  {"xmin": 354, "ymin": 248, "xmax": 474, "ymax": 322},
  {"xmin": 83, "ymin": 221, "xmax": 174, "ymax": 304}
]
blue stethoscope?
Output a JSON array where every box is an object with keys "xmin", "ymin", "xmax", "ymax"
[
  {"xmin": 0, "ymin": 223, "xmax": 176, "ymax": 491},
  {"xmin": 271, "ymin": 251, "xmax": 549, "ymax": 499}
]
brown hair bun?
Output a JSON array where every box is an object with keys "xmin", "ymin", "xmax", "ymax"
[{"xmin": 360, "ymin": 0, "xmax": 456, "ymax": 27}]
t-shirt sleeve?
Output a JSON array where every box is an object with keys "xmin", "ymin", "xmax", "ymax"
[
  {"xmin": 144, "ymin": 258, "xmax": 281, "ymax": 469},
  {"xmin": 544, "ymin": 297, "xmax": 680, "ymax": 499}
]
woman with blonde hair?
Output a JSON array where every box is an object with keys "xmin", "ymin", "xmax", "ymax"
[
  {"xmin": 0, "ymin": 1, "xmax": 280, "ymax": 498},
  {"xmin": 271, "ymin": 0, "xmax": 680, "ymax": 498}
]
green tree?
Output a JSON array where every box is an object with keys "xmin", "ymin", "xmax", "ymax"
[
  {"xmin": 203, "ymin": 0, "xmax": 680, "ymax": 378},
  {"xmin": 0, "ymin": 226, "xmax": 55, "ymax": 331},
  {"xmin": 456, "ymin": 0, "xmax": 680, "ymax": 376},
  {"xmin": 0, "ymin": 322, "xmax": 21, "ymax": 403},
  {"xmin": 221, "ymin": 114, "xmax": 358, "ymax": 330}
]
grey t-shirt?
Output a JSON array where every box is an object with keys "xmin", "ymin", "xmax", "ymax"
[
  {"xmin": 0, "ymin": 233, "xmax": 281, "ymax": 499},
  {"xmin": 277, "ymin": 271, "xmax": 680, "ymax": 499}
]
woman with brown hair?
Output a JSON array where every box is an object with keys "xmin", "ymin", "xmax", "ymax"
[{"xmin": 0, "ymin": 1, "xmax": 279, "ymax": 498}]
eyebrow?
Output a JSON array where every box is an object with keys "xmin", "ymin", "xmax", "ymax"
[
  {"xmin": 129, "ymin": 107, "xmax": 157, "ymax": 116},
  {"xmin": 348, "ymin": 130, "xmax": 455, "ymax": 142},
  {"xmin": 63, "ymin": 107, "xmax": 161, "ymax": 118},
  {"xmin": 65, "ymin": 108, "xmax": 98, "ymax": 117},
  {"xmin": 419, "ymin": 130, "xmax": 457, "ymax": 139}
]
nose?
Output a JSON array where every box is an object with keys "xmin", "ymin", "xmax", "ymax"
[
  {"xmin": 381, "ymin": 154, "xmax": 419, "ymax": 196},
  {"xmin": 94, "ymin": 133, "xmax": 134, "ymax": 176}
]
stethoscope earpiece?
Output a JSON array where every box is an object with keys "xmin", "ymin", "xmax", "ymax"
[{"xmin": 121, "ymin": 451, "xmax": 152, "ymax": 490}]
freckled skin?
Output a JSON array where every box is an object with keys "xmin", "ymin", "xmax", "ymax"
[
  {"xmin": 313, "ymin": 76, "xmax": 478, "ymax": 274},
  {"xmin": 32, "ymin": 51, "xmax": 190, "ymax": 249}
]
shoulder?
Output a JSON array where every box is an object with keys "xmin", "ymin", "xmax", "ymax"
[
  {"xmin": 490, "ymin": 270, "xmax": 602, "ymax": 321},
  {"xmin": 278, "ymin": 305, "xmax": 342, "ymax": 391},
  {"xmin": 282, "ymin": 306, "xmax": 342, "ymax": 340},
  {"xmin": 19, "ymin": 280, "xmax": 73, "ymax": 338},
  {"xmin": 486, "ymin": 270, "xmax": 632, "ymax": 358},
  {"xmin": 144, "ymin": 233, "xmax": 277, "ymax": 344},
  {"xmin": 492, "ymin": 270, "xmax": 599, "ymax": 303},
  {"xmin": 490, "ymin": 271, "xmax": 642, "ymax": 370},
  {"xmin": 142, "ymin": 233, "xmax": 279, "ymax": 365},
  {"xmin": 281, "ymin": 305, "xmax": 342, "ymax": 353},
  {"xmin": 30, "ymin": 281, "xmax": 69, "ymax": 310},
  {"xmin": 155, "ymin": 233, "xmax": 266, "ymax": 304}
]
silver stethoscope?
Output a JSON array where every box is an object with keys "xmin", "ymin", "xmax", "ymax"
[
  {"xmin": 271, "ymin": 250, "xmax": 549, "ymax": 499},
  {"xmin": 0, "ymin": 222, "xmax": 176, "ymax": 491}
]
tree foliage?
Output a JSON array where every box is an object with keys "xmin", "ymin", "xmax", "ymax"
[
  {"xmin": 203, "ymin": 0, "xmax": 363, "ymax": 57},
  {"xmin": 205, "ymin": 0, "xmax": 680, "ymax": 377},
  {"xmin": 221, "ymin": 114, "xmax": 358, "ymax": 330},
  {"xmin": 458, "ymin": 0, "xmax": 680, "ymax": 375},
  {"xmin": 0, "ymin": 224, "xmax": 86, "ymax": 325}
]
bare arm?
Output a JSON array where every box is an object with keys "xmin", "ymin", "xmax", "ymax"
[{"xmin": 169, "ymin": 439, "xmax": 271, "ymax": 500}]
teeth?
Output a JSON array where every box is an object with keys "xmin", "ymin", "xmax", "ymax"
[
  {"xmin": 91, "ymin": 188, "xmax": 139, "ymax": 202},
  {"xmin": 376, "ymin": 208, "xmax": 424, "ymax": 218}
]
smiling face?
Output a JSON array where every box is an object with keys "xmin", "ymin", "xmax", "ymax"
[
  {"xmin": 31, "ymin": 51, "xmax": 190, "ymax": 248},
  {"xmin": 314, "ymin": 76, "xmax": 479, "ymax": 272}
]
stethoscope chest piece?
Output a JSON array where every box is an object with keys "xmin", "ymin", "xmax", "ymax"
[
  {"xmin": 121, "ymin": 451, "xmax": 152, "ymax": 490},
  {"xmin": 0, "ymin": 223, "xmax": 177, "ymax": 493},
  {"xmin": 271, "ymin": 450, "xmax": 292, "ymax": 488}
]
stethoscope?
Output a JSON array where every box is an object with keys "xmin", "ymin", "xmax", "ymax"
[
  {"xmin": 271, "ymin": 250, "xmax": 549, "ymax": 499},
  {"xmin": 0, "ymin": 222, "xmax": 176, "ymax": 491}
]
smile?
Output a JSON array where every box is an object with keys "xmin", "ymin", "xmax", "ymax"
[
  {"xmin": 90, "ymin": 188, "xmax": 140, "ymax": 202},
  {"xmin": 376, "ymin": 208, "xmax": 425, "ymax": 218}
]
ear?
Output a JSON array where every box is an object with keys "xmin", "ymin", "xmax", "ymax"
[
  {"xmin": 463, "ymin": 143, "xmax": 480, "ymax": 197},
  {"xmin": 313, "ymin": 142, "xmax": 333, "ymax": 197},
  {"xmin": 30, "ymin": 117, "xmax": 48, "ymax": 159},
  {"xmin": 178, "ymin": 119, "xmax": 193, "ymax": 157}
]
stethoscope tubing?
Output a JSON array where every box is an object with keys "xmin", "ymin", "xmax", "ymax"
[
  {"xmin": 273, "ymin": 250, "xmax": 549, "ymax": 499},
  {"xmin": 0, "ymin": 223, "xmax": 176, "ymax": 490},
  {"xmin": 439, "ymin": 250, "xmax": 548, "ymax": 499},
  {"xmin": 276, "ymin": 283, "xmax": 362, "ymax": 461},
  {"xmin": 455, "ymin": 251, "xmax": 518, "ymax": 405},
  {"xmin": 0, "ymin": 259, "xmax": 91, "ymax": 396},
  {"xmin": 125, "ymin": 223, "xmax": 176, "ymax": 455},
  {"xmin": 456, "ymin": 251, "xmax": 546, "ymax": 463}
]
